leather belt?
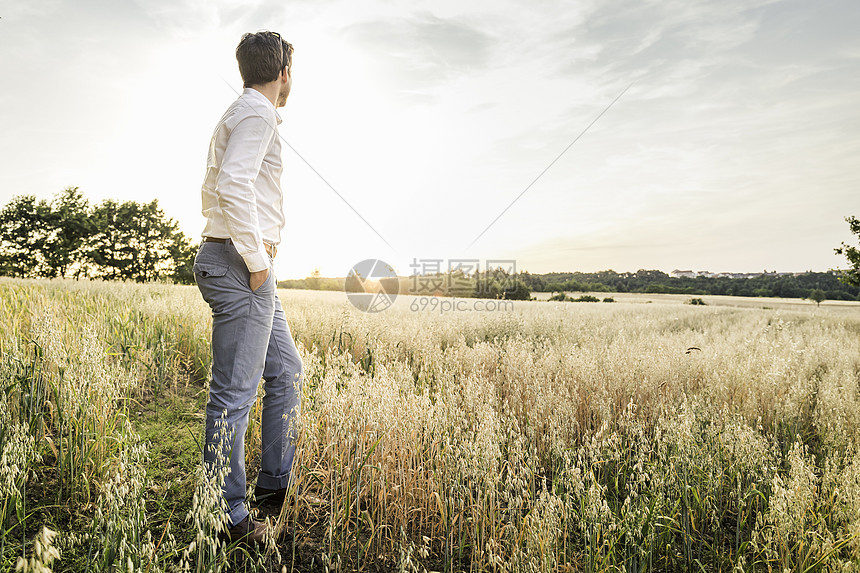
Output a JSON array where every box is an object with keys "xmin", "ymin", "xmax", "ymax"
[{"xmin": 203, "ymin": 237, "xmax": 277, "ymax": 259}]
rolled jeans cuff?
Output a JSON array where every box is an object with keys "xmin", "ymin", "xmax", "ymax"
[
  {"xmin": 227, "ymin": 503, "xmax": 250, "ymax": 528},
  {"xmin": 256, "ymin": 469, "xmax": 292, "ymax": 491}
]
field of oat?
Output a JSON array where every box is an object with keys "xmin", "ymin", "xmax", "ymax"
[{"xmin": 3, "ymin": 278, "xmax": 860, "ymax": 572}]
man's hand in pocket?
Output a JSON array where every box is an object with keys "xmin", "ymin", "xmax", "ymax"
[{"xmin": 250, "ymin": 268, "xmax": 269, "ymax": 292}]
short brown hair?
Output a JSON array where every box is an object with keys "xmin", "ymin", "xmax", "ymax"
[{"xmin": 236, "ymin": 31, "xmax": 293, "ymax": 88}]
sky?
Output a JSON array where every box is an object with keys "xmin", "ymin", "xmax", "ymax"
[{"xmin": 1, "ymin": 0, "xmax": 858, "ymax": 279}]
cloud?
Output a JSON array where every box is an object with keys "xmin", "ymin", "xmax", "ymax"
[
  {"xmin": 339, "ymin": 12, "xmax": 497, "ymax": 96},
  {"xmin": 1, "ymin": 0, "xmax": 857, "ymax": 278},
  {"xmin": 0, "ymin": 0, "xmax": 62, "ymax": 20},
  {"xmin": 131, "ymin": 0, "xmax": 267, "ymax": 36}
]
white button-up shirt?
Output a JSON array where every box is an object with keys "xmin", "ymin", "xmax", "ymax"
[{"xmin": 201, "ymin": 88, "xmax": 285, "ymax": 273}]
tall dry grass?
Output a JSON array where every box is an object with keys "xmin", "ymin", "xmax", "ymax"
[{"xmin": 1, "ymin": 278, "xmax": 860, "ymax": 571}]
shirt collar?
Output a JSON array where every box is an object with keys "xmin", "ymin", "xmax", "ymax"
[{"xmin": 242, "ymin": 87, "xmax": 283, "ymax": 125}]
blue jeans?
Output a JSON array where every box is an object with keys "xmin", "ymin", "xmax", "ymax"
[{"xmin": 193, "ymin": 239, "xmax": 303, "ymax": 526}]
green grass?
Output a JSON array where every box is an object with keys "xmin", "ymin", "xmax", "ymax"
[{"xmin": 133, "ymin": 388, "xmax": 207, "ymax": 552}]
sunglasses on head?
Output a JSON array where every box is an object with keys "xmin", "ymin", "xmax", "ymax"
[{"xmin": 266, "ymin": 31, "xmax": 293, "ymax": 71}]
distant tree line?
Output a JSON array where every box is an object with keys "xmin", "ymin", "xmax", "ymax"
[
  {"xmin": 282, "ymin": 267, "xmax": 859, "ymax": 301},
  {"xmin": 283, "ymin": 216, "xmax": 860, "ymax": 303},
  {"xmin": 0, "ymin": 187, "xmax": 197, "ymax": 283},
  {"xmin": 282, "ymin": 266, "xmax": 534, "ymax": 300},
  {"xmin": 523, "ymin": 216, "xmax": 860, "ymax": 301},
  {"xmin": 516, "ymin": 269, "xmax": 860, "ymax": 301}
]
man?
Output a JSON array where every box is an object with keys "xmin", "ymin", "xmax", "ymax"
[{"xmin": 193, "ymin": 30, "xmax": 303, "ymax": 544}]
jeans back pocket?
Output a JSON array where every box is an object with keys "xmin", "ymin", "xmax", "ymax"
[{"xmin": 193, "ymin": 261, "xmax": 229, "ymax": 278}]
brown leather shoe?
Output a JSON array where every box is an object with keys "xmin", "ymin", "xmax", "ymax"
[{"xmin": 225, "ymin": 515, "xmax": 267, "ymax": 545}]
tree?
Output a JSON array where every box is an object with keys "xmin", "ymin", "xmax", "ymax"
[
  {"xmin": 0, "ymin": 188, "xmax": 94, "ymax": 279},
  {"xmin": 474, "ymin": 269, "xmax": 532, "ymax": 300},
  {"xmin": 306, "ymin": 268, "xmax": 322, "ymax": 290},
  {"xmin": 808, "ymin": 288, "xmax": 826, "ymax": 307},
  {"xmin": 86, "ymin": 199, "xmax": 133, "ymax": 280},
  {"xmin": 0, "ymin": 188, "xmax": 196, "ymax": 283},
  {"xmin": 42, "ymin": 187, "xmax": 92, "ymax": 278},
  {"xmin": 502, "ymin": 280, "xmax": 532, "ymax": 300},
  {"xmin": 86, "ymin": 199, "xmax": 193, "ymax": 282},
  {"xmin": 168, "ymin": 232, "xmax": 197, "ymax": 285},
  {"xmin": 835, "ymin": 216, "xmax": 860, "ymax": 287},
  {"xmin": 0, "ymin": 195, "xmax": 52, "ymax": 278}
]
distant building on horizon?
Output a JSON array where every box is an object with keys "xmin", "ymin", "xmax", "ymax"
[
  {"xmin": 669, "ymin": 269, "xmax": 808, "ymax": 279},
  {"xmin": 670, "ymin": 269, "xmax": 697, "ymax": 278}
]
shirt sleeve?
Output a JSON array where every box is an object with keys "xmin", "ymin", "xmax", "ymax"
[{"xmin": 214, "ymin": 112, "xmax": 275, "ymax": 273}]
